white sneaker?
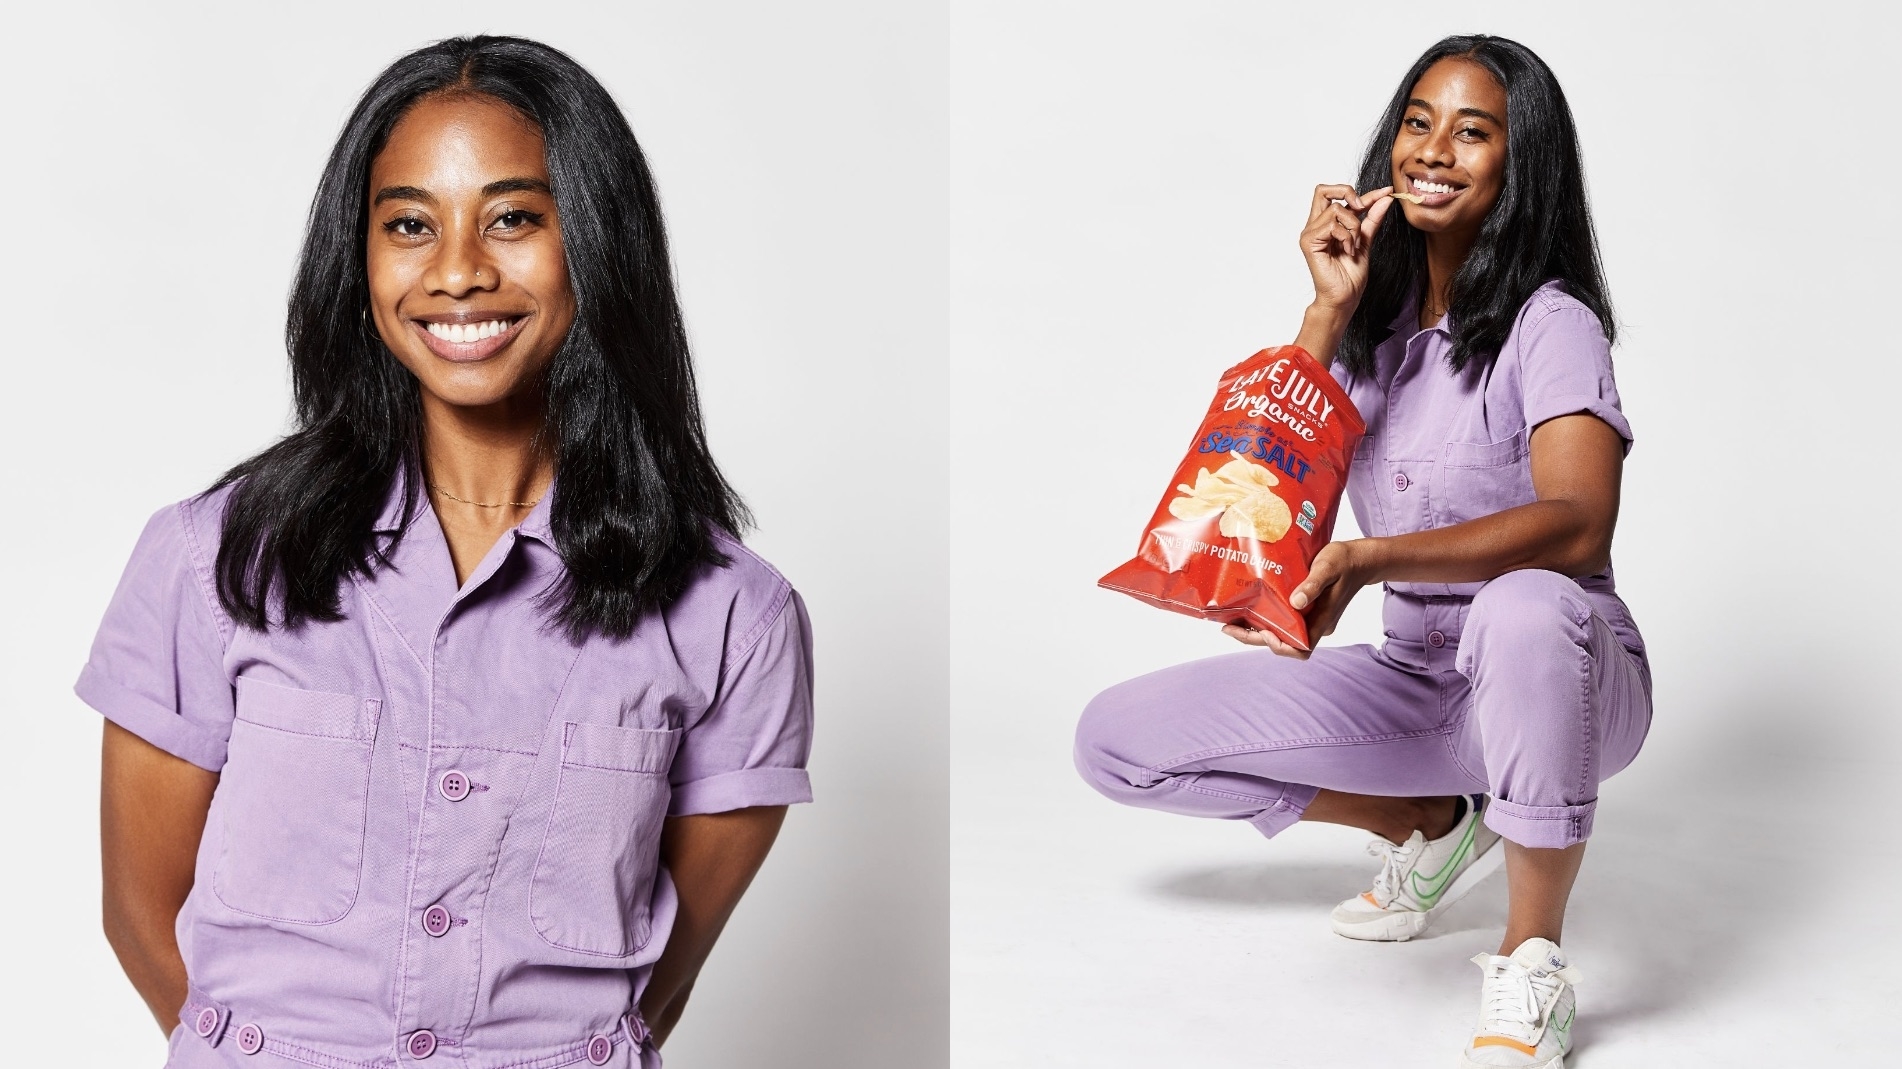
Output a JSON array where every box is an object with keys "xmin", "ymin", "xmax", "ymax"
[
  {"xmin": 1460, "ymin": 937, "xmax": 1582, "ymax": 1068},
  {"xmin": 1329, "ymin": 793, "xmax": 1504, "ymax": 941}
]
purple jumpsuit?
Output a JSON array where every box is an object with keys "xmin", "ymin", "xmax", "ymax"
[
  {"xmin": 1076, "ymin": 282, "xmax": 1651, "ymax": 849},
  {"xmin": 77, "ymin": 473, "xmax": 814, "ymax": 1067}
]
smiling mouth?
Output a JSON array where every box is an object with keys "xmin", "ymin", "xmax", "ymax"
[
  {"xmin": 1407, "ymin": 176, "xmax": 1465, "ymax": 206},
  {"xmin": 412, "ymin": 315, "xmax": 528, "ymax": 361}
]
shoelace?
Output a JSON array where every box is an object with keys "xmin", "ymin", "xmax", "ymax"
[
  {"xmin": 1363, "ymin": 835, "xmax": 1420, "ymax": 906},
  {"xmin": 1471, "ymin": 954, "xmax": 1583, "ymax": 1041}
]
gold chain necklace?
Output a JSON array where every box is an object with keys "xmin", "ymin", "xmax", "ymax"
[{"xmin": 428, "ymin": 483, "xmax": 540, "ymax": 509}]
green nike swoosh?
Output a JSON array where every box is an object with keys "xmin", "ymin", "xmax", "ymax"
[
  {"xmin": 1553, "ymin": 1005, "xmax": 1574, "ymax": 1038},
  {"xmin": 1408, "ymin": 807, "xmax": 1480, "ymax": 907}
]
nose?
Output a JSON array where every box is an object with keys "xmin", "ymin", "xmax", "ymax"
[
  {"xmin": 1417, "ymin": 124, "xmax": 1455, "ymax": 168},
  {"xmin": 422, "ymin": 216, "xmax": 499, "ymax": 298}
]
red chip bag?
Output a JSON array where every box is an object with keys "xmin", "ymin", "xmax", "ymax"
[{"xmin": 1099, "ymin": 344, "xmax": 1365, "ymax": 650}]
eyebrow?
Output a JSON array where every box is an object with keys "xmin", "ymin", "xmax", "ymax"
[
  {"xmin": 482, "ymin": 177, "xmax": 552, "ymax": 197},
  {"xmin": 372, "ymin": 184, "xmax": 434, "ymax": 206},
  {"xmin": 371, "ymin": 177, "xmax": 552, "ymax": 207},
  {"xmin": 1407, "ymin": 98, "xmax": 1503, "ymax": 125}
]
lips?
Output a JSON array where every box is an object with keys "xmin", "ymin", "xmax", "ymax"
[{"xmin": 410, "ymin": 315, "xmax": 527, "ymax": 362}]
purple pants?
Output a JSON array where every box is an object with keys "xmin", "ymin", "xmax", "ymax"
[{"xmin": 1075, "ymin": 570, "xmax": 1652, "ymax": 848}]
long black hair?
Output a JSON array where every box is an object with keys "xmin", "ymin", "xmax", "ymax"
[
  {"xmin": 210, "ymin": 35, "xmax": 749, "ymax": 640},
  {"xmin": 1336, "ymin": 35, "xmax": 1615, "ymax": 378}
]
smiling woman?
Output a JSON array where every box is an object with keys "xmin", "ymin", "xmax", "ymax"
[
  {"xmin": 1075, "ymin": 34, "xmax": 1642, "ymax": 1069},
  {"xmin": 78, "ymin": 35, "xmax": 813, "ymax": 1069}
]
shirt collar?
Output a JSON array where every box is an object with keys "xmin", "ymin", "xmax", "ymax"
[{"xmin": 372, "ymin": 463, "xmax": 557, "ymax": 545}]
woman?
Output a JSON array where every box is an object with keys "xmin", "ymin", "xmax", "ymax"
[
  {"xmin": 1075, "ymin": 35, "xmax": 1646, "ymax": 1069},
  {"xmin": 78, "ymin": 36, "xmax": 813, "ymax": 1068}
]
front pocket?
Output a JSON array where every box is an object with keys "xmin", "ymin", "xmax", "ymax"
[
  {"xmin": 1435, "ymin": 428, "xmax": 1534, "ymax": 526},
  {"xmin": 212, "ymin": 679, "xmax": 380, "ymax": 924},
  {"xmin": 530, "ymin": 723, "xmax": 681, "ymax": 956}
]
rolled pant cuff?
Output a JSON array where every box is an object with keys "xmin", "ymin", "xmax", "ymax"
[
  {"xmin": 1245, "ymin": 783, "xmax": 1317, "ymax": 839},
  {"xmin": 1484, "ymin": 797, "xmax": 1595, "ymax": 848}
]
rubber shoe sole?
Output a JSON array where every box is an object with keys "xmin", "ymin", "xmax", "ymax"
[
  {"xmin": 1458, "ymin": 1050, "xmax": 1563, "ymax": 1069},
  {"xmin": 1329, "ymin": 836, "xmax": 1506, "ymax": 942}
]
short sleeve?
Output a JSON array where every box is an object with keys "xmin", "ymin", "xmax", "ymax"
[
  {"xmin": 1517, "ymin": 300, "xmax": 1633, "ymax": 450},
  {"xmin": 668, "ymin": 586, "xmax": 815, "ymax": 815},
  {"xmin": 74, "ymin": 502, "xmax": 236, "ymax": 772}
]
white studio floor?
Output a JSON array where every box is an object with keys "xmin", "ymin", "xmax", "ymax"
[{"xmin": 951, "ymin": 696, "xmax": 1896, "ymax": 1068}]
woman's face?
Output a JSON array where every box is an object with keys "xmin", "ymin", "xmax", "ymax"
[
  {"xmin": 1389, "ymin": 58, "xmax": 1508, "ymax": 241},
  {"xmin": 366, "ymin": 94, "xmax": 576, "ymax": 412}
]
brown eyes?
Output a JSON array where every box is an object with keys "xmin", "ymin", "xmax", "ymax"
[
  {"xmin": 1400, "ymin": 117, "xmax": 1490, "ymax": 141},
  {"xmin": 379, "ymin": 210, "xmax": 545, "ymax": 240}
]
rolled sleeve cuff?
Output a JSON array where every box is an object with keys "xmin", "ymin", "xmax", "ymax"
[
  {"xmin": 74, "ymin": 665, "xmax": 227, "ymax": 772},
  {"xmin": 1529, "ymin": 397, "xmax": 1634, "ymax": 452},
  {"xmin": 1484, "ymin": 797, "xmax": 1594, "ymax": 849},
  {"xmin": 669, "ymin": 767, "xmax": 812, "ymax": 816}
]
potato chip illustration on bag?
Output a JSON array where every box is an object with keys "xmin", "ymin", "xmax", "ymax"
[
  {"xmin": 1168, "ymin": 455, "xmax": 1294, "ymax": 543},
  {"xmin": 1099, "ymin": 345, "xmax": 1363, "ymax": 650}
]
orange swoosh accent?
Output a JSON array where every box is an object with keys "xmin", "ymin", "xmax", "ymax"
[
  {"xmin": 1360, "ymin": 891, "xmax": 1380, "ymax": 906},
  {"xmin": 1472, "ymin": 1036, "xmax": 1538, "ymax": 1056}
]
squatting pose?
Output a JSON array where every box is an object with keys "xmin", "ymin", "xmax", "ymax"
[{"xmin": 1077, "ymin": 35, "xmax": 1646, "ymax": 1069}]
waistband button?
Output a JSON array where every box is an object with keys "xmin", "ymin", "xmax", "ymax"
[
  {"xmin": 1427, "ymin": 630, "xmax": 1445, "ymax": 648},
  {"xmin": 235, "ymin": 1023, "xmax": 264, "ymax": 1055},
  {"xmin": 194, "ymin": 1008, "xmax": 220, "ymax": 1039},
  {"xmin": 407, "ymin": 1029, "xmax": 438, "ymax": 1059},
  {"xmin": 587, "ymin": 1033, "xmax": 614, "ymax": 1065}
]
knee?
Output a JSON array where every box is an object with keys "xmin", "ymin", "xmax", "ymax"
[
  {"xmin": 1073, "ymin": 681, "xmax": 1158, "ymax": 803},
  {"xmin": 1467, "ymin": 570, "xmax": 1591, "ymax": 653}
]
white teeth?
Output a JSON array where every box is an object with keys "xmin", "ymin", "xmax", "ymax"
[
  {"xmin": 1412, "ymin": 179, "xmax": 1454, "ymax": 195},
  {"xmin": 425, "ymin": 319, "xmax": 513, "ymax": 343}
]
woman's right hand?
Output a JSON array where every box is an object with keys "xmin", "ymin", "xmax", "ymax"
[{"xmin": 1300, "ymin": 184, "xmax": 1395, "ymax": 316}]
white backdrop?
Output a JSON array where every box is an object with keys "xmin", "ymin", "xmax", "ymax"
[
  {"xmin": 0, "ymin": 3, "xmax": 945, "ymax": 1066},
  {"xmin": 952, "ymin": 2, "xmax": 1899, "ymax": 1066}
]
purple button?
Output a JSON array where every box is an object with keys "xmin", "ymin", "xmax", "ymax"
[
  {"xmin": 1427, "ymin": 630, "xmax": 1446, "ymax": 648},
  {"xmin": 623, "ymin": 1013, "xmax": 650, "ymax": 1047},
  {"xmin": 422, "ymin": 904, "xmax": 452, "ymax": 938},
  {"xmin": 406, "ymin": 1030, "xmax": 438, "ymax": 1060},
  {"xmin": 437, "ymin": 770, "xmax": 471, "ymax": 802},
  {"xmin": 194, "ymin": 1007, "xmax": 219, "ymax": 1038},
  {"xmin": 587, "ymin": 1033, "xmax": 613, "ymax": 1065},
  {"xmin": 1393, "ymin": 472, "xmax": 1410, "ymax": 491},
  {"xmin": 236, "ymin": 1023, "xmax": 264, "ymax": 1055}
]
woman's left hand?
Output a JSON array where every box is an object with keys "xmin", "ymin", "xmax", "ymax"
[{"xmin": 1221, "ymin": 540, "xmax": 1374, "ymax": 659}]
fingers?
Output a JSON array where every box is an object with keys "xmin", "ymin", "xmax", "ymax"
[
  {"xmin": 1305, "ymin": 185, "xmax": 1395, "ymax": 260},
  {"xmin": 1261, "ymin": 629, "xmax": 1310, "ymax": 659},
  {"xmin": 1310, "ymin": 183, "xmax": 1365, "ymax": 216},
  {"xmin": 1221, "ymin": 621, "xmax": 1310, "ymax": 659},
  {"xmin": 1222, "ymin": 622, "xmax": 1270, "ymax": 647},
  {"xmin": 1289, "ymin": 554, "xmax": 1339, "ymax": 611},
  {"xmin": 1360, "ymin": 194, "xmax": 1396, "ymax": 244}
]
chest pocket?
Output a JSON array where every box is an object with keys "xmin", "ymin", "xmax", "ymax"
[
  {"xmin": 1434, "ymin": 427, "xmax": 1534, "ymax": 527},
  {"xmin": 530, "ymin": 722, "xmax": 681, "ymax": 956},
  {"xmin": 212, "ymin": 679, "xmax": 381, "ymax": 924}
]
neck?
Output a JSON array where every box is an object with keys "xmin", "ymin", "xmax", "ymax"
[
  {"xmin": 1421, "ymin": 230, "xmax": 1478, "ymax": 323},
  {"xmin": 419, "ymin": 392, "xmax": 553, "ymax": 507}
]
